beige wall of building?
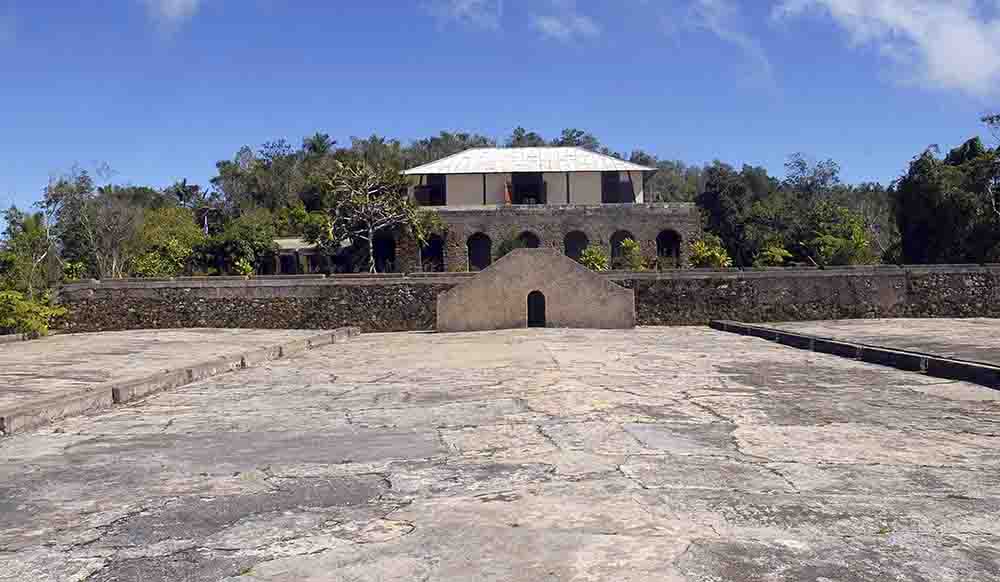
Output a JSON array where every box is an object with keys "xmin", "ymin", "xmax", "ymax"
[
  {"xmin": 486, "ymin": 173, "xmax": 509, "ymax": 204},
  {"xmin": 444, "ymin": 174, "xmax": 484, "ymax": 206},
  {"xmin": 570, "ymin": 172, "xmax": 602, "ymax": 204},
  {"xmin": 542, "ymin": 172, "xmax": 567, "ymax": 203},
  {"xmin": 413, "ymin": 170, "xmax": 646, "ymax": 206}
]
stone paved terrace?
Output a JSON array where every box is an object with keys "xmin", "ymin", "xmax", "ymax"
[
  {"xmin": 769, "ymin": 318, "xmax": 1000, "ymax": 367},
  {"xmin": 1, "ymin": 327, "xmax": 999, "ymax": 581},
  {"xmin": 0, "ymin": 329, "xmax": 326, "ymax": 414}
]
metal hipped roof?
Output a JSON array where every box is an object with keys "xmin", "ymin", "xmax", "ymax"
[{"xmin": 402, "ymin": 147, "xmax": 655, "ymax": 175}]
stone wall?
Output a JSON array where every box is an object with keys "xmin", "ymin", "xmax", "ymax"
[
  {"xmin": 437, "ymin": 249, "xmax": 635, "ymax": 332},
  {"xmin": 58, "ymin": 265, "xmax": 1000, "ymax": 333},
  {"xmin": 404, "ymin": 203, "xmax": 702, "ymax": 272}
]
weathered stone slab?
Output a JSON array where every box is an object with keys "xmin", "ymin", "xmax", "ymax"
[{"xmin": 2, "ymin": 327, "xmax": 999, "ymax": 581}]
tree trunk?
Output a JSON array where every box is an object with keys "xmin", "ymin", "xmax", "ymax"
[{"xmin": 368, "ymin": 225, "xmax": 377, "ymax": 273}]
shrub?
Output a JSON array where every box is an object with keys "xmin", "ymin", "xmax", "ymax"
[
  {"xmin": 689, "ymin": 234, "xmax": 734, "ymax": 268},
  {"xmin": 617, "ymin": 238, "xmax": 647, "ymax": 271},
  {"xmin": 62, "ymin": 261, "xmax": 87, "ymax": 282},
  {"xmin": 0, "ymin": 291, "xmax": 67, "ymax": 338},
  {"xmin": 233, "ymin": 257, "xmax": 256, "ymax": 277},
  {"xmin": 753, "ymin": 242, "xmax": 793, "ymax": 267},
  {"xmin": 579, "ymin": 245, "xmax": 610, "ymax": 271},
  {"xmin": 133, "ymin": 239, "xmax": 195, "ymax": 278},
  {"xmin": 495, "ymin": 231, "xmax": 527, "ymax": 260}
]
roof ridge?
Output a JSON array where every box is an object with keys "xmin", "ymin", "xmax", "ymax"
[{"xmin": 402, "ymin": 146, "xmax": 656, "ymax": 175}]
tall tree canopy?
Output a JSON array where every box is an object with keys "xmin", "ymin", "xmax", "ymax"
[{"xmin": 892, "ymin": 138, "xmax": 999, "ymax": 264}]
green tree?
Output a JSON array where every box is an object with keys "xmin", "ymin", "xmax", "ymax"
[
  {"xmin": 891, "ymin": 139, "xmax": 998, "ymax": 264},
  {"xmin": 40, "ymin": 169, "xmax": 97, "ymax": 271},
  {"xmin": 551, "ymin": 128, "xmax": 602, "ymax": 151},
  {"xmin": 303, "ymin": 132, "xmax": 335, "ymax": 156},
  {"xmin": 696, "ymin": 162, "xmax": 775, "ymax": 267},
  {"xmin": 133, "ymin": 207, "xmax": 205, "ymax": 277},
  {"xmin": 506, "ymin": 127, "xmax": 547, "ymax": 148},
  {"xmin": 308, "ymin": 162, "xmax": 436, "ymax": 273},
  {"xmin": 348, "ymin": 135, "xmax": 407, "ymax": 170},
  {"xmin": 210, "ymin": 208, "xmax": 279, "ymax": 274},
  {"xmin": 406, "ymin": 132, "xmax": 496, "ymax": 167},
  {"xmin": 801, "ymin": 202, "xmax": 876, "ymax": 266},
  {"xmin": 1, "ymin": 207, "xmax": 59, "ymax": 297}
]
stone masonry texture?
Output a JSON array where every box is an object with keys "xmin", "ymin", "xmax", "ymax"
[
  {"xmin": 399, "ymin": 203, "xmax": 701, "ymax": 272},
  {"xmin": 58, "ymin": 264, "xmax": 1000, "ymax": 333},
  {"xmin": 437, "ymin": 249, "xmax": 635, "ymax": 331}
]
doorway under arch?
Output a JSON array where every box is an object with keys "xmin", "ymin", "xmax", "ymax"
[
  {"xmin": 372, "ymin": 234, "xmax": 397, "ymax": 273},
  {"xmin": 421, "ymin": 234, "xmax": 445, "ymax": 272},
  {"xmin": 563, "ymin": 230, "xmax": 590, "ymax": 261},
  {"xmin": 656, "ymin": 230, "xmax": 682, "ymax": 268},
  {"xmin": 467, "ymin": 232, "xmax": 492, "ymax": 271},
  {"xmin": 527, "ymin": 291, "xmax": 546, "ymax": 328},
  {"xmin": 610, "ymin": 230, "xmax": 635, "ymax": 269},
  {"xmin": 518, "ymin": 231, "xmax": 541, "ymax": 249}
]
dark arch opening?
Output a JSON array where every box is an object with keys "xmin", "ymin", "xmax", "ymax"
[
  {"xmin": 421, "ymin": 234, "xmax": 445, "ymax": 272},
  {"xmin": 518, "ymin": 231, "xmax": 541, "ymax": 249},
  {"xmin": 610, "ymin": 230, "xmax": 635, "ymax": 269},
  {"xmin": 563, "ymin": 231, "xmax": 589, "ymax": 261},
  {"xmin": 656, "ymin": 230, "xmax": 682, "ymax": 269},
  {"xmin": 372, "ymin": 234, "xmax": 397, "ymax": 273},
  {"xmin": 527, "ymin": 291, "xmax": 546, "ymax": 328},
  {"xmin": 467, "ymin": 232, "xmax": 492, "ymax": 271}
]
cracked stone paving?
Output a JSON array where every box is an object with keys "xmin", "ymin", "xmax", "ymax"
[{"xmin": 1, "ymin": 327, "xmax": 999, "ymax": 581}]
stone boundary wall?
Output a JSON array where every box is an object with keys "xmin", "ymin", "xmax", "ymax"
[{"xmin": 58, "ymin": 265, "xmax": 1000, "ymax": 333}]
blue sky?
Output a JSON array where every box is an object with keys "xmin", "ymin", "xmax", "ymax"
[{"xmin": 1, "ymin": 0, "xmax": 998, "ymax": 210}]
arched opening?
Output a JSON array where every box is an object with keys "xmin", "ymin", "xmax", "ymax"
[
  {"xmin": 467, "ymin": 232, "xmax": 492, "ymax": 271},
  {"xmin": 527, "ymin": 291, "xmax": 546, "ymax": 328},
  {"xmin": 656, "ymin": 230, "xmax": 682, "ymax": 269},
  {"xmin": 518, "ymin": 231, "xmax": 541, "ymax": 249},
  {"xmin": 610, "ymin": 230, "xmax": 635, "ymax": 269},
  {"xmin": 563, "ymin": 231, "xmax": 589, "ymax": 261},
  {"xmin": 421, "ymin": 234, "xmax": 445, "ymax": 273},
  {"xmin": 372, "ymin": 234, "xmax": 397, "ymax": 273}
]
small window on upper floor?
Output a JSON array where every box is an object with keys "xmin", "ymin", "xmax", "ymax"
[
  {"xmin": 601, "ymin": 171, "xmax": 635, "ymax": 204},
  {"xmin": 414, "ymin": 175, "xmax": 447, "ymax": 206}
]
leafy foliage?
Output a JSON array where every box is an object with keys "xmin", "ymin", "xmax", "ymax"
[
  {"xmin": 801, "ymin": 201, "xmax": 876, "ymax": 266},
  {"xmin": 0, "ymin": 290, "xmax": 66, "ymax": 338},
  {"xmin": 133, "ymin": 207, "xmax": 206, "ymax": 277},
  {"xmin": 753, "ymin": 242, "xmax": 793, "ymax": 267},
  {"xmin": 689, "ymin": 234, "xmax": 734, "ymax": 268},
  {"xmin": 618, "ymin": 238, "xmax": 647, "ymax": 271},
  {"xmin": 208, "ymin": 208, "xmax": 278, "ymax": 274},
  {"xmin": 578, "ymin": 244, "xmax": 610, "ymax": 271},
  {"xmin": 1, "ymin": 207, "xmax": 59, "ymax": 296},
  {"xmin": 892, "ymin": 139, "xmax": 1000, "ymax": 264},
  {"xmin": 494, "ymin": 231, "xmax": 527, "ymax": 261},
  {"xmin": 306, "ymin": 162, "xmax": 430, "ymax": 273}
]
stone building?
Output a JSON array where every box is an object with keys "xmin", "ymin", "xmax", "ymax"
[{"xmin": 389, "ymin": 147, "xmax": 702, "ymax": 273}]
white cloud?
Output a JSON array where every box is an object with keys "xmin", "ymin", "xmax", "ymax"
[
  {"xmin": 425, "ymin": 0, "xmax": 504, "ymax": 30},
  {"xmin": 532, "ymin": 0, "xmax": 601, "ymax": 42},
  {"xmin": 774, "ymin": 0, "xmax": 1000, "ymax": 96},
  {"xmin": 142, "ymin": 0, "xmax": 202, "ymax": 31},
  {"xmin": 687, "ymin": 0, "xmax": 775, "ymax": 84}
]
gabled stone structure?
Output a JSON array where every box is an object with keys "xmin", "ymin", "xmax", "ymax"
[{"xmin": 436, "ymin": 248, "xmax": 635, "ymax": 332}]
